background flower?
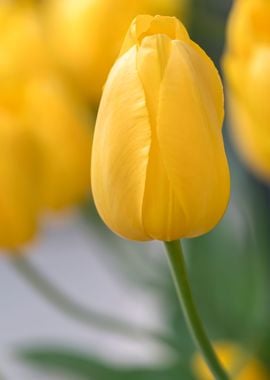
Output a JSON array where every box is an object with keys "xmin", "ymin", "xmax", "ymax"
[
  {"xmin": 0, "ymin": 0, "xmax": 93, "ymax": 248},
  {"xmin": 223, "ymin": 0, "xmax": 270, "ymax": 182},
  {"xmin": 0, "ymin": 111, "xmax": 41, "ymax": 248},
  {"xmin": 193, "ymin": 342, "xmax": 270, "ymax": 380}
]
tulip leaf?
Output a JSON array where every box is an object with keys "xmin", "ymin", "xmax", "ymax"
[{"xmin": 17, "ymin": 346, "xmax": 193, "ymax": 380}]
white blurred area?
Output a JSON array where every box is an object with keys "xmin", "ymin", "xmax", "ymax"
[{"xmin": 0, "ymin": 211, "xmax": 172, "ymax": 379}]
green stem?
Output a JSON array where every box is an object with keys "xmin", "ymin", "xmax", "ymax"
[
  {"xmin": 164, "ymin": 240, "xmax": 229, "ymax": 380},
  {"xmin": 10, "ymin": 253, "xmax": 173, "ymax": 347}
]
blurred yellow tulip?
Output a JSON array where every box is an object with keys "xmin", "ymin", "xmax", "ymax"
[
  {"xmin": 91, "ymin": 15, "xmax": 230, "ymax": 241},
  {"xmin": 192, "ymin": 342, "xmax": 269, "ymax": 380},
  {"xmin": 0, "ymin": 0, "xmax": 48, "ymax": 82},
  {"xmin": 0, "ymin": 111, "xmax": 41, "ymax": 248},
  {"xmin": 23, "ymin": 75, "xmax": 92, "ymax": 210},
  {"xmin": 0, "ymin": 0, "xmax": 92, "ymax": 212},
  {"xmin": 0, "ymin": 1, "xmax": 93, "ymax": 249},
  {"xmin": 223, "ymin": 0, "xmax": 270, "ymax": 181},
  {"xmin": 43, "ymin": 0, "xmax": 187, "ymax": 105}
]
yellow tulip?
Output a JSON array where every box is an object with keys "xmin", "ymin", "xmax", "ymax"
[
  {"xmin": 0, "ymin": 111, "xmax": 41, "ymax": 248},
  {"xmin": 192, "ymin": 342, "xmax": 269, "ymax": 380},
  {"xmin": 0, "ymin": 1, "xmax": 92, "ymax": 211},
  {"xmin": 223, "ymin": 0, "xmax": 270, "ymax": 181},
  {"xmin": 43, "ymin": 0, "xmax": 186, "ymax": 104},
  {"xmin": 0, "ymin": 0, "xmax": 48, "ymax": 82},
  {"xmin": 91, "ymin": 15, "xmax": 230, "ymax": 242},
  {"xmin": 23, "ymin": 74, "xmax": 92, "ymax": 210},
  {"xmin": 0, "ymin": 1, "xmax": 43, "ymax": 247}
]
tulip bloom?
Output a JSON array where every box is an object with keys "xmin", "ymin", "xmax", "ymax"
[
  {"xmin": 0, "ymin": 1, "xmax": 92, "ymax": 211},
  {"xmin": 193, "ymin": 342, "xmax": 269, "ymax": 380},
  {"xmin": 91, "ymin": 15, "xmax": 230, "ymax": 241},
  {"xmin": 0, "ymin": 1, "xmax": 48, "ymax": 80},
  {"xmin": 43, "ymin": 0, "xmax": 186, "ymax": 104},
  {"xmin": 0, "ymin": 112, "xmax": 41, "ymax": 248},
  {"xmin": 23, "ymin": 75, "xmax": 92, "ymax": 210},
  {"xmin": 223, "ymin": 0, "xmax": 270, "ymax": 181}
]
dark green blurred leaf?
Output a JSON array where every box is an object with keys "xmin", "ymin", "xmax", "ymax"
[
  {"xmin": 190, "ymin": 0, "xmax": 233, "ymax": 64},
  {"xmin": 18, "ymin": 347, "xmax": 193, "ymax": 380}
]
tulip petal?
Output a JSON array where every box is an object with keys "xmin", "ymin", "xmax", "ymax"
[
  {"xmin": 156, "ymin": 41, "xmax": 229, "ymax": 237},
  {"xmin": 120, "ymin": 15, "xmax": 189, "ymax": 57},
  {"xmin": 136, "ymin": 34, "xmax": 187, "ymax": 240},
  {"xmin": 136, "ymin": 34, "xmax": 229, "ymax": 240},
  {"xmin": 91, "ymin": 47, "xmax": 152, "ymax": 240}
]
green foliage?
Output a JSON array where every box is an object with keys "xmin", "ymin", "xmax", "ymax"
[{"xmin": 18, "ymin": 347, "xmax": 193, "ymax": 380}]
